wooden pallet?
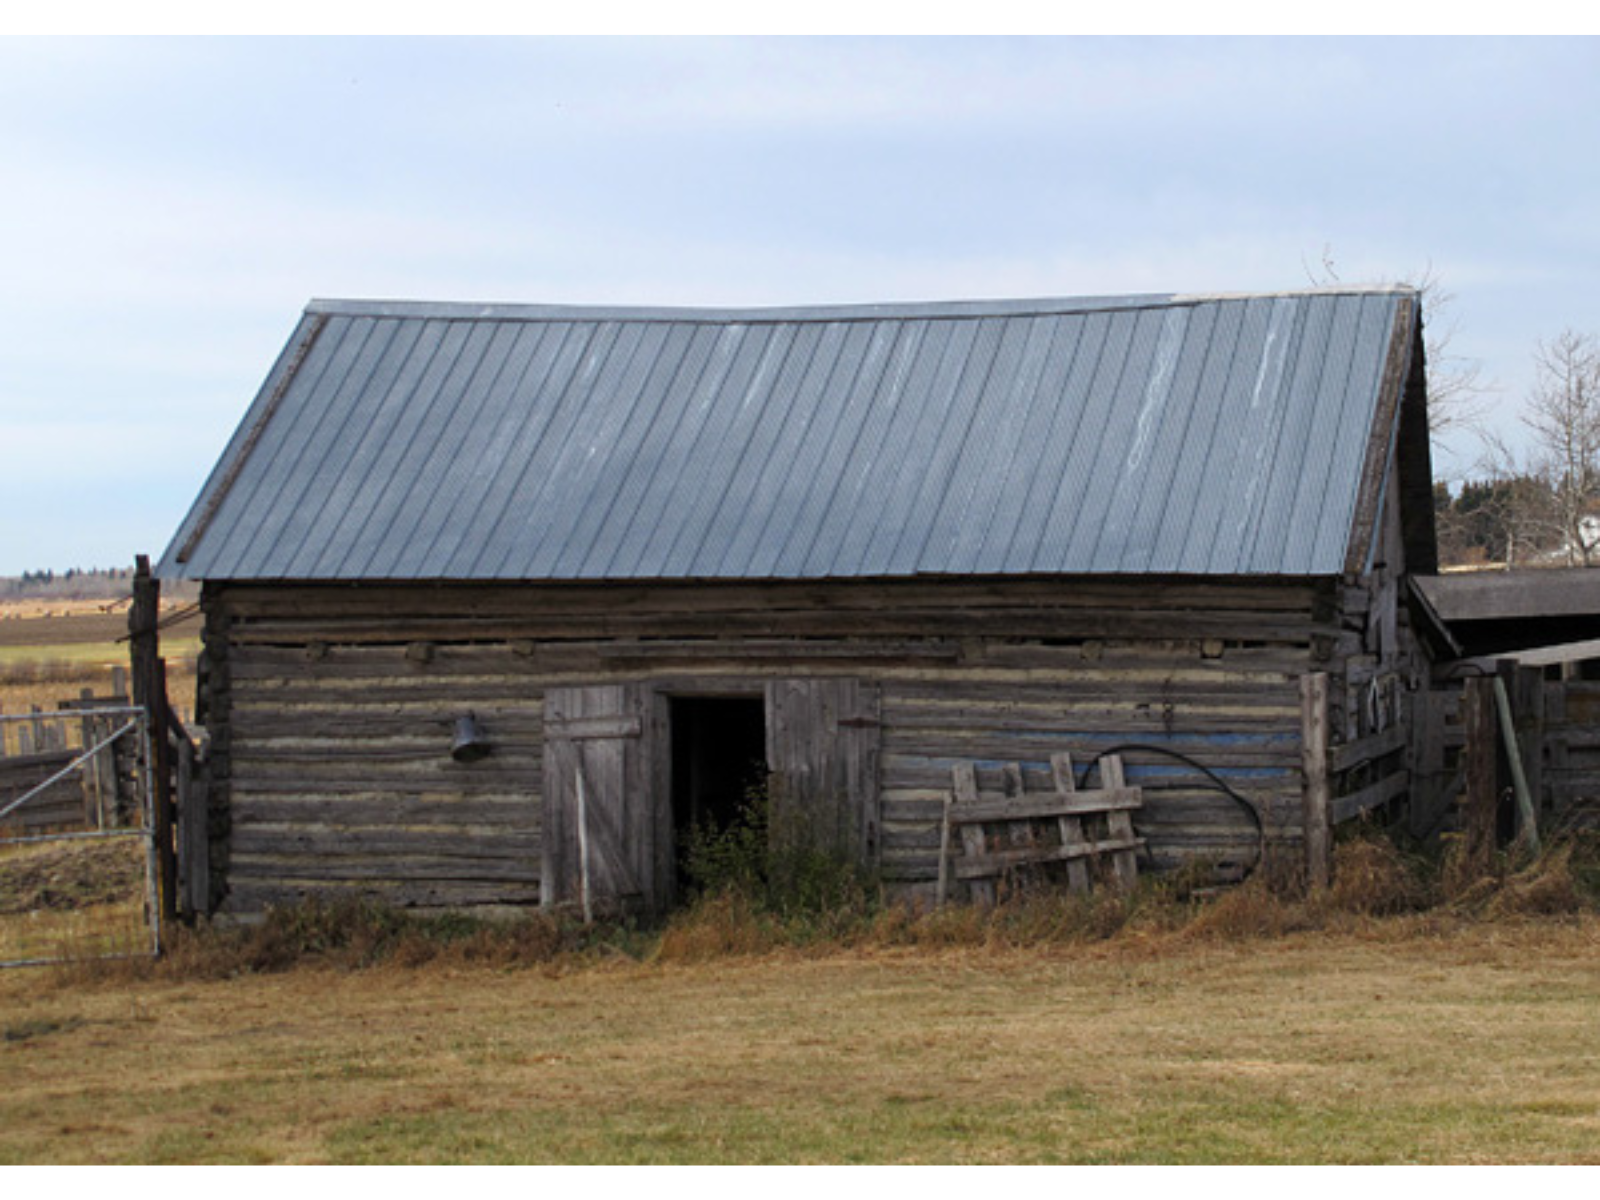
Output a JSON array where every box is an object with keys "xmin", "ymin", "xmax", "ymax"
[{"xmin": 936, "ymin": 752, "xmax": 1142, "ymax": 906}]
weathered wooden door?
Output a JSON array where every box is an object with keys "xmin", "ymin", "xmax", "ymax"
[
  {"xmin": 764, "ymin": 678, "xmax": 882, "ymax": 867},
  {"xmin": 542, "ymin": 684, "xmax": 668, "ymax": 916}
]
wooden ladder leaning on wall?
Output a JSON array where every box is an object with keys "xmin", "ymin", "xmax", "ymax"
[{"xmin": 937, "ymin": 752, "xmax": 1143, "ymax": 906}]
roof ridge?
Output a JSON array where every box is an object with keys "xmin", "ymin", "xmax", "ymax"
[{"xmin": 302, "ymin": 287, "xmax": 1415, "ymax": 326}]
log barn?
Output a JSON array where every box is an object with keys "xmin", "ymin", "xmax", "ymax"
[{"xmin": 155, "ymin": 287, "xmax": 1439, "ymax": 918}]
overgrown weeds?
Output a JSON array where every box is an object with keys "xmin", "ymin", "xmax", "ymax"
[
  {"xmin": 1327, "ymin": 831, "xmax": 1436, "ymax": 916},
  {"xmin": 678, "ymin": 777, "xmax": 877, "ymax": 923},
  {"xmin": 29, "ymin": 829, "xmax": 1600, "ymax": 983},
  {"xmin": 136, "ymin": 897, "xmax": 650, "ymax": 981}
]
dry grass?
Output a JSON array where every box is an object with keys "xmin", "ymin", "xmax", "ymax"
[
  {"xmin": 3, "ymin": 832, "xmax": 1599, "ymax": 1163},
  {"xmin": 0, "ymin": 627, "xmax": 197, "ymax": 736},
  {"xmin": 2, "ymin": 915, "xmax": 1599, "ymax": 1164},
  {"xmin": 0, "ymin": 839, "xmax": 153, "ymax": 966}
]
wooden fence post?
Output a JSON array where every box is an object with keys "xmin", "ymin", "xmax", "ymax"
[
  {"xmin": 1460, "ymin": 675, "xmax": 1498, "ymax": 878},
  {"xmin": 1494, "ymin": 661, "xmax": 1540, "ymax": 856},
  {"xmin": 130, "ymin": 554, "xmax": 177, "ymax": 927},
  {"xmin": 1301, "ymin": 672, "xmax": 1332, "ymax": 891},
  {"xmin": 1512, "ymin": 664, "xmax": 1546, "ymax": 836}
]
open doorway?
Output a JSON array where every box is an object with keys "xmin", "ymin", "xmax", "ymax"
[{"xmin": 669, "ymin": 695, "xmax": 767, "ymax": 895}]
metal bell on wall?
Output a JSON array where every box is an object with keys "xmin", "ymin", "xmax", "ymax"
[{"xmin": 451, "ymin": 712, "xmax": 492, "ymax": 762}]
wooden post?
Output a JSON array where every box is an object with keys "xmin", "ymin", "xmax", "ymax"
[
  {"xmin": 1100, "ymin": 755, "xmax": 1139, "ymax": 892},
  {"xmin": 936, "ymin": 793, "xmax": 953, "ymax": 906},
  {"xmin": 1301, "ymin": 672, "xmax": 1332, "ymax": 891},
  {"xmin": 1049, "ymin": 752, "xmax": 1091, "ymax": 894},
  {"xmin": 130, "ymin": 555, "xmax": 177, "ymax": 927},
  {"xmin": 176, "ymin": 734, "xmax": 210, "ymax": 918},
  {"xmin": 1512, "ymin": 664, "xmax": 1546, "ymax": 838},
  {"xmin": 951, "ymin": 762, "xmax": 992, "ymax": 906},
  {"xmin": 1460, "ymin": 675, "xmax": 1498, "ymax": 878},
  {"xmin": 1493, "ymin": 663, "xmax": 1540, "ymax": 857},
  {"xmin": 74, "ymin": 688, "xmax": 97, "ymax": 827}
]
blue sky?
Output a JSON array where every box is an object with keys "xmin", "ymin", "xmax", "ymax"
[{"xmin": 2, "ymin": 34, "xmax": 1597, "ymax": 575}]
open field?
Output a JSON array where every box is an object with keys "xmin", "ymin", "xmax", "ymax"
[
  {"xmin": 0, "ymin": 598, "xmax": 199, "ymax": 729},
  {"xmin": 2, "ymin": 912, "xmax": 1599, "ymax": 1164}
]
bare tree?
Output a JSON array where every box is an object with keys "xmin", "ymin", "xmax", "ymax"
[
  {"xmin": 1301, "ymin": 251, "xmax": 1491, "ymax": 446},
  {"xmin": 1404, "ymin": 265, "xmax": 1491, "ymax": 443},
  {"xmin": 1522, "ymin": 330, "xmax": 1600, "ymax": 566}
]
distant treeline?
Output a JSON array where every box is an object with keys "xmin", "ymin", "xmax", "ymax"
[
  {"xmin": 3, "ymin": 567, "xmax": 136, "ymax": 602},
  {"xmin": 1, "ymin": 567, "xmax": 201, "ymax": 604}
]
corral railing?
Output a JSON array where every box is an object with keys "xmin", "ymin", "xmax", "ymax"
[
  {"xmin": 1409, "ymin": 662, "xmax": 1600, "ymax": 852},
  {"xmin": 1542, "ymin": 679, "xmax": 1600, "ymax": 834},
  {"xmin": 0, "ymin": 705, "xmax": 159, "ymax": 968}
]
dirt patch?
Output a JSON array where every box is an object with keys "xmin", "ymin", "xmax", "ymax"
[{"xmin": 0, "ymin": 839, "xmax": 146, "ymax": 915}]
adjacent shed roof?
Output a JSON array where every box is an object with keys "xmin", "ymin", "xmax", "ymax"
[{"xmin": 158, "ymin": 287, "xmax": 1422, "ymax": 583}]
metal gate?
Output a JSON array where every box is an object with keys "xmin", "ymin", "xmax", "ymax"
[{"xmin": 0, "ymin": 705, "xmax": 160, "ymax": 968}]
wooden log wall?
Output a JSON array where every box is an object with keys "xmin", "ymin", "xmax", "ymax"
[
  {"xmin": 1324, "ymin": 463, "xmax": 1432, "ymax": 838},
  {"xmin": 199, "ymin": 577, "xmax": 1338, "ymax": 916}
]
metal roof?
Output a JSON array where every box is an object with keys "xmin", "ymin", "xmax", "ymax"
[{"xmin": 158, "ymin": 287, "xmax": 1419, "ymax": 582}]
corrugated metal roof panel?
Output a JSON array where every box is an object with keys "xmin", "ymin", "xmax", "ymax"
[{"xmin": 158, "ymin": 288, "xmax": 1418, "ymax": 582}]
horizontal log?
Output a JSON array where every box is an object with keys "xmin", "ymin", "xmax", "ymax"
[
  {"xmin": 232, "ymin": 775, "xmax": 539, "ymax": 798},
  {"xmin": 214, "ymin": 578, "xmax": 1322, "ymax": 622},
  {"xmin": 0, "ymin": 748, "xmax": 79, "ymax": 774},
  {"xmin": 947, "ymin": 787, "xmax": 1142, "ymax": 823},
  {"xmin": 231, "ymin": 704, "xmax": 543, "ymax": 729},
  {"xmin": 231, "ymin": 827, "xmax": 539, "ymax": 858},
  {"xmin": 883, "ymin": 707, "xmax": 1301, "ymax": 734},
  {"xmin": 222, "ymin": 878, "xmax": 542, "ymax": 912},
  {"xmin": 968, "ymin": 644, "xmax": 1309, "ymax": 672},
  {"xmin": 1330, "ymin": 724, "xmax": 1408, "ymax": 773},
  {"xmin": 226, "ymin": 634, "xmax": 1307, "ymax": 679},
  {"xmin": 234, "ymin": 796, "xmax": 538, "ymax": 827},
  {"xmin": 952, "ymin": 836, "xmax": 1144, "ymax": 879},
  {"xmin": 883, "ymin": 736, "xmax": 1300, "ymax": 769},
  {"xmin": 886, "ymin": 803, "xmax": 1281, "ymax": 837},
  {"xmin": 221, "ymin": 605, "xmax": 1330, "ymax": 648},
  {"xmin": 226, "ymin": 642, "xmax": 1312, "ymax": 696},
  {"xmin": 885, "ymin": 766, "xmax": 1297, "ymax": 798},
  {"xmin": 232, "ymin": 746, "xmax": 538, "ymax": 771},
  {"xmin": 229, "ymin": 853, "xmax": 539, "ymax": 883},
  {"xmin": 232, "ymin": 735, "xmax": 544, "ymax": 760},
  {"xmin": 883, "ymin": 819, "xmax": 1271, "ymax": 852},
  {"xmin": 596, "ymin": 639, "xmax": 962, "ymax": 661},
  {"xmin": 886, "ymin": 675, "xmax": 1304, "ymax": 701},
  {"xmin": 1331, "ymin": 770, "xmax": 1410, "ymax": 825},
  {"xmin": 883, "ymin": 748, "xmax": 1299, "ymax": 778},
  {"xmin": 884, "ymin": 835, "xmax": 1271, "ymax": 882},
  {"xmin": 1547, "ymin": 729, "xmax": 1600, "ymax": 750}
]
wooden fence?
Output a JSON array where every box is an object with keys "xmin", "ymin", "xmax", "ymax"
[
  {"xmin": 1539, "ymin": 678, "xmax": 1600, "ymax": 835},
  {"xmin": 937, "ymin": 752, "xmax": 1143, "ymax": 905},
  {"xmin": 1408, "ymin": 663, "xmax": 1600, "ymax": 849},
  {"xmin": 0, "ymin": 683, "xmax": 140, "ymax": 836}
]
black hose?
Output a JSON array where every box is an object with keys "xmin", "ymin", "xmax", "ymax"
[{"xmin": 1077, "ymin": 742, "xmax": 1266, "ymax": 877}]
